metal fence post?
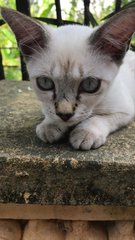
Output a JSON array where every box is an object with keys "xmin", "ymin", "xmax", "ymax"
[
  {"xmin": 84, "ymin": 0, "xmax": 90, "ymax": 25},
  {"xmin": 16, "ymin": 0, "xmax": 30, "ymax": 81},
  {"xmin": 0, "ymin": 50, "xmax": 5, "ymax": 80},
  {"xmin": 115, "ymin": 0, "xmax": 122, "ymax": 13},
  {"xmin": 55, "ymin": 0, "xmax": 63, "ymax": 26}
]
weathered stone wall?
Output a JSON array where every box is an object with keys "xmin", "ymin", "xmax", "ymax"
[{"xmin": 0, "ymin": 219, "xmax": 135, "ymax": 240}]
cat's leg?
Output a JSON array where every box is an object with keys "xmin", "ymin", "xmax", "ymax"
[
  {"xmin": 36, "ymin": 118, "xmax": 68, "ymax": 143},
  {"xmin": 70, "ymin": 112, "xmax": 134, "ymax": 150}
]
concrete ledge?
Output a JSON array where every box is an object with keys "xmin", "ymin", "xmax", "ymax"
[{"xmin": 0, "ymin": 81, "xmax": 135, "ymax": 208}]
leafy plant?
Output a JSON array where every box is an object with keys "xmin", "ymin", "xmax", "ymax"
[{"xmin": 0, "ymin": 0, "xmax": 19, "ymax": 80}]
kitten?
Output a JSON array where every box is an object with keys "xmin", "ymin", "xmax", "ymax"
[{"xmin": 1, "ymin": 7, "xmax": 135, "ymax": 150}]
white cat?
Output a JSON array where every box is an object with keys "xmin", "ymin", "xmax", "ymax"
[{"xmin": 1, "ymin": 7, "xmax": 135, "ymax": 150}]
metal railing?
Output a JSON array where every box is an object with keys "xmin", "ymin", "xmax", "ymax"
[{"xmin": 0, "ymin": 0, "xmax": 134, "ymax": 80}]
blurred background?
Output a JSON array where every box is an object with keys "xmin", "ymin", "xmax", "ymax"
[{"xmin": 0, "ymin": 0, "xmax": 135, "ymax": 80}]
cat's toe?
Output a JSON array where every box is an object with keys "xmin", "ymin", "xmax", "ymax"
[
  {"xmin": 36, "ymin": 123, "xmax": 48, "ymax": 143},
  {"xmin": 70, "ymin": 128, "xmax": 93, "ymax": 150},
  {"xmin": 70, "ymin": 127, "xmax": 106, "ymax": 150},
  {"xmin": 36, "ymin": 122, "xmax": 66, "ymax": 143},
  {"xmin": 92, "ymin": 135, "xmax": 106, "ymax": 149},
  {"xmin": 45, "ymin": 125, "xmax": 63, "ymax": 143}
]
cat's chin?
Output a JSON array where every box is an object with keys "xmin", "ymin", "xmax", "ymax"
[{"xmin": 54, "ymin": 116, "xmax": 92, "ymax": 128}]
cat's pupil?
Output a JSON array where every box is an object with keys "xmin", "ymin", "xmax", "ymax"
[
  {"xmin": 79, "ymin": 77, "xmax": 101, "ymax": 94},
  {"xmin": 36, "ymin": 76, "xmax": 54, "ymax": 91}
]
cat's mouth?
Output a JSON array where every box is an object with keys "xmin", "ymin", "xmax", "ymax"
[{"xmin": 57, "ymin": 113, "xmax": 93, "ymax": 126}]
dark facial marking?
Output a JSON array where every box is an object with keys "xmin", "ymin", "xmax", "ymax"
[{"xmin": 79, "ymin": 64, "xmax": 84, "ymax": 77}]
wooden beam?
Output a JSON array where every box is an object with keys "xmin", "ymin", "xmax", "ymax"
[{"xmin": 0, "ymin": 204, "xmax": 135, "ymax": 220}]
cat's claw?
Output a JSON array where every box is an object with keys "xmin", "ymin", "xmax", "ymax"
[
  {"xmin": 70, "ymin": 127, "xmax": 106, "ymax": 150},
  {"xmin": 36, "ymin": 121, "xmax": 66, "ymax": 143}
]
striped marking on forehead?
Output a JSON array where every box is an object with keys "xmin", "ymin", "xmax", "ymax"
[{"xmin": 50, "ymin": 60, "xmax": 84, "ymax": 80}]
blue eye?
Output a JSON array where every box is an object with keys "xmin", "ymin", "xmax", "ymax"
[
  {"xmin": 79, "ymin": 77, "xmax": 101, "ymax": 93},
  {"xmin": 36, "ymin": 76, "xmax": 54, "ymax": 91}
]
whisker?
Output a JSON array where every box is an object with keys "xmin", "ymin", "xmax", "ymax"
[
  {"xmin": 22, "ymin": 53, "xmax": 40, "ymax": 61},
  {"xmin": 20, "ymin": 42, "xmax": 44, "ymax": 59},
  {"xmin": 94, "ymin": 107, "xmax": 128, "ymax": 114}
]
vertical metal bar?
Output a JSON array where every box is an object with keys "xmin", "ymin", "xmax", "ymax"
[
  {"xmin": 115, "ymin": 0, "xmax": 121, "ymax": 13},
  {"xmin": 0, "ymin": 50, "xmax": 5, "ymax": 80},
  {"xmin": 55, "ymin": 0, "xmax": 63, "ymax": 26},
  {"xmin": 16, "ymin": 0, "xmax": 30, "ymax": 80},
  {"xmin": 84, "ymin": 0, "xmax": 90, "ymax": 26},
  {"xmin": 16, "ymin": 0, "xmax": 30, "ymax": 15}
]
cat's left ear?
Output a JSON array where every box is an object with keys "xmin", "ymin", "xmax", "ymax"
[
  {"xmin": 90, "ymin": 8, "xmax": 135, "ymax": 63},
  {"xmin": 1, "ymin": 7, "xmax": 50, "ymax": 57}
]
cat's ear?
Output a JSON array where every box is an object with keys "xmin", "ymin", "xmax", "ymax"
[
  {"xmin": 1, "ymin": 7, "xmax": 49, "ymax": 56},
  {"xmin": 90, "ymin": 8, "xmax": 135, "ymax": 63}
]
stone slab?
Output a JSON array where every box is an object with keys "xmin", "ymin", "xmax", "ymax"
[{"xmin": 0, "ymin": 81, "xmax": 135, "ymax": 206}]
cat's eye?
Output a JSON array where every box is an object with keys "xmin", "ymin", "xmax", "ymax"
[
  {"xmin": 79, "ymin": 77, "xmax": 101, "ymax": 94},
  {"xmin": 36, "ymin": 76, "xmax": 54, "ymax": 91}
]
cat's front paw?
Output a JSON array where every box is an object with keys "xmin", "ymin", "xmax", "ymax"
[
  {"xmin": 70, "ymin": 126, "xmax": 107, "ymax": 150},
  {"xmin": 36, "ymin": 121, "xmax": 66, "ymax": 143}
]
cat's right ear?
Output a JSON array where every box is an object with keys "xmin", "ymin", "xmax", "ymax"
[
  {"xmin": 89, "ymin": 8, "xmax": 135, "ymax": 63},
  {"xmin": 0, "ymin": 7, "xmax": 50, "ymax": 57}
]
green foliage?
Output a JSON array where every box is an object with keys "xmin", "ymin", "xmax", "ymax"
[
  {"xmin": 62, "ymin": 0, "xmax": 83, "ymax": 23},
  {"xmin": 0, "ymin": 24, "xmax": 20, "ymax": 80},
  {"xmin": 0, "ymin": 0, "xmax": 19, "ymax": 80},
  {"xmin": 0, "ymin": 0, "xmax": 135, "ymax": 80},
  {"xmin": 0, "ymin": 0, "xmax": 16, "ymax": 8},
  {"xmin": 30, "ymin": 0, "xmax": 55, "ymax": 18}
]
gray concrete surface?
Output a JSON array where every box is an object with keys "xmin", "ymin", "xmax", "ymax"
[{"xmin": 0, "ymin": 81, "xmax": 135, "ymax": 206}]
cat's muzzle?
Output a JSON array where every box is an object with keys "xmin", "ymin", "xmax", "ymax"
[
  {"xmin": 55, "ymin": 99, "xmax": 75, "ymax": 121},
  {"xmin": 56, "ymin": 112, "xmax": 74, "ymax": 121}
]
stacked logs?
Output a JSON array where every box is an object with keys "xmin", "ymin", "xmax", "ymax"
[{"xmin": 0, "ymin": 220, "xmax": 134, "ymax": 240}]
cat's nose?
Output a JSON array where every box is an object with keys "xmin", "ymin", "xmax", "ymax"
[
  {"xmin": 56, "ymin": 112, "xmax": 74, "ymax": 121},
  {"xmin": 55, "ymin": 99, "xmax": 74, "ymax": 121}
]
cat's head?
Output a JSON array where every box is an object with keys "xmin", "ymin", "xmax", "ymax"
[{"xmin": 1, "ymin": 7, "xmax": 135, "ymax": 124}]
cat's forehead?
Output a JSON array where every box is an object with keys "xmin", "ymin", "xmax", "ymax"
[
  {"xmin": 28, "ymin": 26, "xmax": 94, "ymax": 78},
  {"xmin": 54, "ymin": 25, "xmax": 93, "ymax": 40},
  {"xmin": 45, "ymin": 26, "xmax": 94, "ymax": 77},
  {"xmin": 51, "ymin": 25, "xmax": 94, "ymax": 53},
  {"xmin": 27, "ymin": 25, "xmax": 117, "ymax": 82}
]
